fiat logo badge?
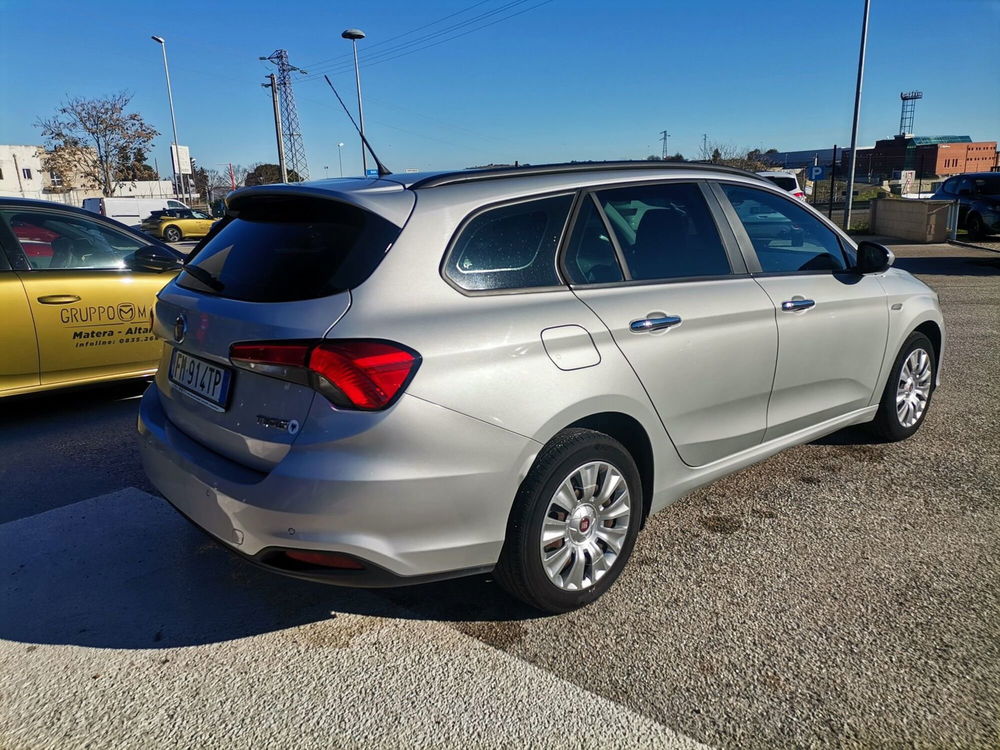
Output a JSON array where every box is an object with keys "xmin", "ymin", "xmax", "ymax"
[{"xmin": 173, "ymin": 314, "xmax": 187, "ymax": 344}]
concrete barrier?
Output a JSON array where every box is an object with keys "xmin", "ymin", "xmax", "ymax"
[{"xmin": 870, "ymin": 198, "xmax": 954, "ymax": 243}]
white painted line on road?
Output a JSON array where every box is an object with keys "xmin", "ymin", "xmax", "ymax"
[{"xmin": 0, "ymin": 489, "xmax": 711, "ymax": 750}]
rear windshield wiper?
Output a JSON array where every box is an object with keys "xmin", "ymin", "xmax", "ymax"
[{"xmin": 181, "ymin": 263, "xmax": 224, "ymax": 292}]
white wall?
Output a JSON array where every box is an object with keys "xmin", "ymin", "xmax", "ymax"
[{"xmin": 0, "ymin": 145, "xmax": 46, "ymax": 198}]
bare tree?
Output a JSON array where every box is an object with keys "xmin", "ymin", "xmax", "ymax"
[
  {"xmin": 37, "ymin": 92, "xmax": 159, "ymax": 196},
  {"xmin": 698, "ymin": 140, "xmax": 777, "ymax": 172}
]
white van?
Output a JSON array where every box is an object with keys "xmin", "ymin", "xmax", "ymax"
[{"xmin": 82, "ymin": 197, "xmax": 189, "ymax": 227}]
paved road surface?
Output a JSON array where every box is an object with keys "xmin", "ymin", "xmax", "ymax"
[{"xmin": 1, "ymin": 242, "xmax": 997, "ymax": 749}]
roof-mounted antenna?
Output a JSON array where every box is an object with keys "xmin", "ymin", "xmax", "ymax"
[{"xmin": 324, "ymin": 75, "xmax": 392, "ymax": 177}]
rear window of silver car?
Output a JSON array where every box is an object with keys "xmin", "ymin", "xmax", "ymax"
[
  {"xmin": 178, "ymin": 196, "xmax": 401, "ymax": 302},
  {"xmin": 762, "ymin": 175, "xmax": 799, "ymax": 191},
  {"xmin": 444, "ymin": 194, "xmax": 573, "ymax": 291}
]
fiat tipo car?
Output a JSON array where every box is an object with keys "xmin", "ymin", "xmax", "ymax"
[{"xmin": 138, "ymin": 162, "xmax": 943, "ymax": 612}]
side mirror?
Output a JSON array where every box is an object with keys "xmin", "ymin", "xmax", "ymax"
[
  {"xmin": 856, "ymin": 241, "xmax": 894, "ymax": 274},
  {"xmin": 125, "ymin": 245, "xmax": 183, "ymax": 273}
]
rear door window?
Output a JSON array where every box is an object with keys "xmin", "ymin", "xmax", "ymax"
[
  {"xmin": 444, "ymin": 194, "xmax": 573, "ymax": 291},
  {"xmin": 178, "ymin": 196, "xmax": 401, "ymax": 302},
  {"xmin": 593, "ymin": 182, "xmax": 731, "ymax": 281}
]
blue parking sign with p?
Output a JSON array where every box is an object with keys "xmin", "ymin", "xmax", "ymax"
[{"xmin": 807, "ymin": 165, "xmax": 827, "ymax": 181}]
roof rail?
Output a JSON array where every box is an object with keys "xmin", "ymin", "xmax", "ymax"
[{"xmin": 409, "ymin": 160, "xmax": 765, "ymax": 189}]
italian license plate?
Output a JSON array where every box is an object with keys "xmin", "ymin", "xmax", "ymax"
[{"xmin": 169, "ymin": 348, "xmax": 233, "ymax": 409}]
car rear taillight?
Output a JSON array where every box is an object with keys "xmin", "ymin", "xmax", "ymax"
[
  {"xmin": 229, "ymin": 339, "xmax": 420, "ymax": 411},
  {"xmin": 793, "ymin": 191, "xmax": 806, "ymax": 201}
]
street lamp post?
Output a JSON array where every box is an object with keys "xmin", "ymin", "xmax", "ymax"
[
  {"xmin": 844, "ymin": 0, "xmax": 871, "ymax": 232},
  {"xmin": 342, "ymin": 29, "xmax": 367, "ymax": 174},
  {"xmin": 151, "ymin": 36, "xmax": 183, "ymax": 202},
  {"xmin": 338, "ymin": 142, "xmax": 344, "ymax": 177}
]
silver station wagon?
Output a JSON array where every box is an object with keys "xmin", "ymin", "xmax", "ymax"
[{"xmin": 138, "ymin": 162, "xmax": 944, "ymax": 612}]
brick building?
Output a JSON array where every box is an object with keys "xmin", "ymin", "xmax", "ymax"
[{"xmin": 842, "ymin": 135, "xmax": 998, "ymax": 181}]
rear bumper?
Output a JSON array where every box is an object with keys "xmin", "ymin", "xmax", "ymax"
[{"xmin": 138, "ymin": 383, "xmax": 539, "ymax": 582}]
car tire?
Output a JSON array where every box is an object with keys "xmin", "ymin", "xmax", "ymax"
[
  {"xmin": 494, "ymin": 428, "xmax": 642, "ymax": 613},
  {"xmin": 966, "ymin": 213, "xmax": 985, "ymax": 239},
  {"xmin": 164, "ymin": 226, "xmax": 182, "ymax": 243},
  {"xmin": 869, "ymin": 331, "xmax": 936, "ymax": 442}
]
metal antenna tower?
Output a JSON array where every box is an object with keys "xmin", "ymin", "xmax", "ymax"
[
  {"xmin": 898, "ymin": 90, "xmax": 923, "ymax": 136},
  {"xmin": 261, "ymin": 49, "xmax": 309, "ymax": 180}
]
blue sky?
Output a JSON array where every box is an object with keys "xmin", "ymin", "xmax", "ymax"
[{"xmin": 1, "ymin": 0, "xmax": 998, "ymax": 179}]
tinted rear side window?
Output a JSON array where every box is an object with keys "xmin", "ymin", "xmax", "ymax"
[
  {"xmin": 445, "ymin": 194, "xmax": 573, "ymax": 291},
  {"xmin": 178, "ymin": 196, "xmax": 400, "ymax": 302},
  {"xmin": 763, "ymin": 176, "xmax": 798, "ymax": 191}
]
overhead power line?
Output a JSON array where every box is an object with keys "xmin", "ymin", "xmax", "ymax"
[
  {"xmin": 300, "ymin": 0, "xmax": 496, "ymax": 70},
  {"xmin": 299, "ymin": 0, "xmax": 553, "ymax": 83}
]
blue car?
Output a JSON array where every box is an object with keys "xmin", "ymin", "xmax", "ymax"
[{"xmin": 932, "ymin": 172, "xmax": 1000, "ymax": 238}]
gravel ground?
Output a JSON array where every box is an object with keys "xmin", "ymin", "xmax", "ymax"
[
  {"xmin": 384, "ymin": 242, "xmax": 1000, "ymax": 748},
  {"xmin": 954, "ymin": 237, "xmax": 1000, "ymax": 254}
]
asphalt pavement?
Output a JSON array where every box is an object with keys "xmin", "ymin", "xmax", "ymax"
[{"xmin": 1, "ymin": 241, "xmax": 997, "ymax": 749}]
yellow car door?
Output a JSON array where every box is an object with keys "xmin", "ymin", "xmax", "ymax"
[
  {"xmin": 191, "ymin": 210, "xmax": 215, "ymax": 237},
  {"xmin": 1, "ymin": 205, "xmax": 180, "ymax": 387},
  {"xmin": 0, "ymin": 249, "xmax": 39, "ymax": 394}
]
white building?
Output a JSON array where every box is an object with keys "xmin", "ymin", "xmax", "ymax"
[
  {"xmin": 0, "ymin": 145, "xmax": 47, "ymax": 199},
  {"xmin": 0, "ymin": 144, "xmax": 182, "ymax": 205}
]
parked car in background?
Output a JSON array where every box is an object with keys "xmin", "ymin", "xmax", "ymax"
[
  {"xmin": 82, "ymin": 197, "xmax": 189, "ymax": 227},
  {"xmin": 932, "ymin": 172, "xmax": 1000, "ymax": 238},
  {"xmin": 757, "ymin": 171, "xmax": 806, "ymax": 201},
  {"xmin": 138, "ymin": 162, "xmax": 944, "ymax": 613},
  {"xmin": 0, "ymin": 198, "xmax": 184, "ymax": 398},
  {"xmin": 140, "ymin": 208, "xmax": 218, "ymax": 243}
]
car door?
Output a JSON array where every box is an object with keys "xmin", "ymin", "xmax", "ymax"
[
  {"xmin": 713, "ymin": 181, "xmax": 889, "ymax": 441},
  {"xmin": 955, "ymin": 176, "xmax": 974, "ymax": 225},
  {"xmin": 0, "ymin": 237, "xmax": 38, "ymax": 394},
  {"xmin": 566, "ymin": 181, "xmax": 778, "ymax": 467},
  {"xmin": 0, "ymin": 206, "xmax": 177, "ymax": 386},
  {"xmin": 190, "ymin": 210, "xmax": 215, "ymax": 236}
]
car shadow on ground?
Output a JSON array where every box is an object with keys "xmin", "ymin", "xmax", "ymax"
[
  {"xmin": 893, "ymin": 254, "xmax": 999, "ymax": 277},
  {"xmin": 811, "ymin": 423, "xmax": 883, "ymax": 447},
  {"xmin": 0, "ymin": 379, "xmax": 150, "ymax": 427},
  {"xmin": 0, "ymin": 487, "xmax": 540, "ymax": 650}
]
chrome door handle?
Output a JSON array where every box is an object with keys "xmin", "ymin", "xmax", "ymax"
[
  {"xmin": 37, "ymin": 294, "xmax": 81, "ymax": 305},
  {"xmin": 781, "ymin": 299, "xmax": 815, "ymax": 312},
  {"xmin": 630, "ymin": 315, "xmax": 682, "ymax": 333}
]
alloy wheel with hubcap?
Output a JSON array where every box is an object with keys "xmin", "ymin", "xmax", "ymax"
[
  {"xmin": 495, "ymin": 428, "xmax": 642, "ymax": 613},
  {"xmin": 870, "ymin": 331, "xmax": 936, "ymax": 442},
  {"xmin": 539, "ymin": 461, "xmax": 631, "ymax": 592},
  {"xmin": 896, "ymin": 348, "xmax": 932, "ymax": 428}
]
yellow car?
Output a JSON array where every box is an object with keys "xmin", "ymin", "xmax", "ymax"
[
  {"xmin": 141, "ymin": 208, "xmax": 218, "ymax": 243},
  {"xmin": 1, "ymin": 198, "xmax": 184, "ymax": 397}
]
